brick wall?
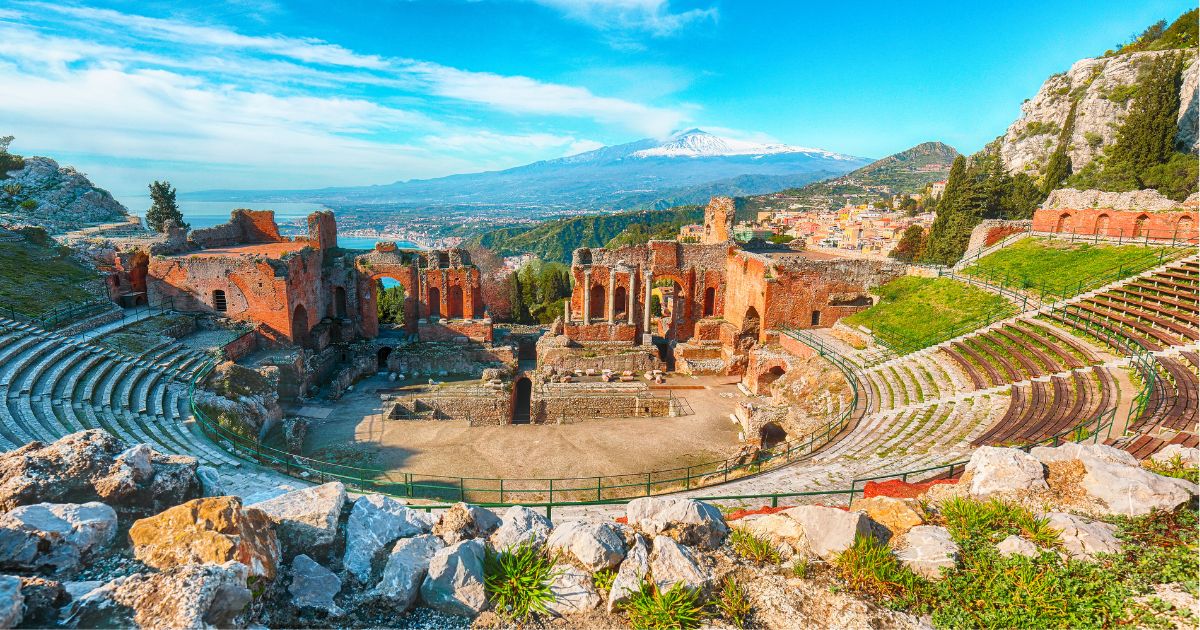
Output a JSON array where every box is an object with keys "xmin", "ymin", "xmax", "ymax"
[{"xmin": 1032, "ymin": 208, "xmax": 1198, "ymax": 243}]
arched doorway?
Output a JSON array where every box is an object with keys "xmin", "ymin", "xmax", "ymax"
[
  {"xmin": 759, "ymin": 366, "xmax": 786, "ymax": 394},
  {"xmin": 614, "ymin": 286, "xmax": 628, "ymax": 319},
  {"xmin": 292, "ymin": 304, "xmax": 310, "ymax": 347},
  {"xmin": 589, "ymin": 284, "xmax": 605, "ymax": 320},
  {"xmin": 377, "ymin": 346, "xmax": 393, "ymax": 369},
  {"xmin": 1095, "ymin": 214, "xmax": 1110, "ymax": 236},
  {"xmin": 1177, "ymin": 215, "xmax": 1194, "ymax": 239},
  {"xmin": 739, "ymin": 306, "xmax": 761, "ymax": 348},
  {"xmin": 1055, "ymin": 212, "xmax": 1072, "ymax": 233},
  {"xmin": 512, "ymin": 378, "xmax": 532, "ymax": 424},
  {"xmin": 1134, "ymin": 214, "xmax": 1149, "ymax": 238},
  {"xmin": 759, "ymin": 422, "xmax": 787, "ymax": 449},
  {"xmin": 129, "ymin": 252, "xmax": 149, "ymax": 305},
  {"xmin": 427, "ymin": 287, "xmax": 441, "ymax": 319},
  {"xmin": 447, "ymin": 285, "xmax": 464, "ymax": 319},
  {"xmin": 334, "ymin": 286, "xmax": 347, "ymax": 318},
  {"xmin": 703, "ymin": 287, "xmax": 716, "ymax": 317}
]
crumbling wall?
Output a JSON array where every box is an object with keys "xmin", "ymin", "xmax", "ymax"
[{"xmin": 190, "ymin": 210, "xmax": 285, "ymax": 248}]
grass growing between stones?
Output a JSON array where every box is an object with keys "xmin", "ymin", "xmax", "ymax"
[
  {"xmin": 728, "ymin": 529, "xmax": 780, "ymax": 565},
  {"xmin": 622, "ymin": 582, "xmax": 706, "ymax": 630},
  {"xmin": 962, "ymin": 238, "xmax": 1182, "ymax": 297},
  {"xmin": 843, "ymin": 276, "xmax": 1014, "ymax": 349},
  {"xmin": 715, "ymin": 577, "xmax": 752, "ymax": 629},
  {"xmin": 832, "ymin": 498, "xmax": 1199, "ymax": 629},
  {"xmin": 483, "ymin": 542, "xmax": 559, "ymax": 622},
  {"xmin": 1142, "ymin": 454, "xmax": 1200, "ymax": 483}
]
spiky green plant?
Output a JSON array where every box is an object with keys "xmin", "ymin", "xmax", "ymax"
[
  {"xmin": 729, "ymin": 529, "xmax": 781, "ymax": 565},
  {"xmin": 592, "ymin": 568, "xmax": 616, "ymax": 593},
  {"xmin": 483, "ymin": 542, "xmax": 559, "ymax": 622},
  {"xmin": 715, "ymin": 576, "xmax": 752, "ymax": 629},
  {"xmin": 622, "ymin": 581, "xmax": 706, "ymax": 630}
]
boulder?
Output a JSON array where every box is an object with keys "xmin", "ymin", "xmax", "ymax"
[
  {"xmin": 733, "ymin": 513, "xmax": 807, "ymax": 548},
  {"xmin": 0, "ymin": 431, "xmax": 201, "ymax": 514},
  {"xmin": 1079, "ymin": 454, "xmax": 1196, "ymax": 516},
  {"xmin": 648, "ymin": 535, "xmax": 709, "ymax": 594},
  {"xmin": 419, "ymin": 540, "xmax": 488, "ymax": 618},
  {"xmin": 196, "ymin": 466, "xmax": 225, "ymax": 498},
  {"xmin": 780, "ymin": 506, "xmax": 879, "ymax": 561},
  {"xmin": 851, "ymin": 496, "xmax": 925, "ymax": 537},
  {"xmin": 893, "ymin": 526, "xmax": 958, "ymax": 580},
  {"xmin": 65, "ymin": 561, "xmax": 251, "ymax": 629},
  {"xmin": 546, "ymin": 564, "xmax": 601, "ymax": 616},
  {"xmin": 1045, "ymin": 513, "xmax": 1121, "ymax": 560},
  {"xmin": 489, "ymin": 506, "xmax": 552, "ymax": 550},
  {"xmin": 0, "ymin": 502, "xmax": 117, "ymax": 573},
  {"xmin": 607, "ymin": 534, "xmax": 650, "ymax": 612},
  {"xmin": 16, "ymin": 576, "xmax": 66, "ymax": 627},
  {"xmin": 996, "ymin": 535, "xmax": 1039, "ymax": 558},
  {"xmin": 546, "ymin": 521, "xmax": 626, "ymax": 571},
  {"xmin": 129, "ymin": 497, "xmax": 280, "ymax": 581},
  {"xmin": 0, "ymin": 576, "xmax": 21, "ymax": 629},
  {"xmin": 625, "ymin": 497, "xmax": 728, "ymax": 549},
  {"xmin": 343, "ymin": 496, "xmax": 436, "ymax": 583},
  {"xmin": 1030, "ymin": 442, "xmax": 1138, "ymax": 467},
  {"xmin": 433, "ymin": 503, "xmax": 501, "ymax": 545},
  {"xmin": 289, "ymin": 554, "xmax": 342, "ymax": 616},
  {"xmin": 964, "ymin": 447, "xmax": 1048, "ymax": 498},
  {"xmin": 252, "ymin": 482, "xmax": 346, "ymax": 561},
  {"xmin": 372, "ymin": 534, "xmax": 445, "ymax": 612},
  {"xmin": 1149, "ymin": 444, "xmax": 1200, "ymax": 467}
]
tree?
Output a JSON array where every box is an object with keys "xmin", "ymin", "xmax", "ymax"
[
  {"xmin": 922, "ymin": 155, "xmax": 982, "ymax": 265},
  {"xmin": 463, "ymin": 244, "xmax": 511, "ymax": 321},
  {"xmin": 146, "ymin": 180, "xmax": 188, "ymax": 232},
  {"xmin": 508, "ymin": 272, "xmax": 530, "ymax": 324},
  {"xmin": 1109, "ymin": 52, "xmax": 1183, "ymax": 178},
  {"xmin": 376, "ymin": 280, "xmax": 406, "ymax": 326},
  {"xmin": 0, "ymin": 135, "xmax": 23, "ymax": 178},
  {"xmin": 1041, "ymin": 100, "xmax": 1077, "ymax": 194},
  {"xmin": 890, "ymin": 225, "xmax": 927, "ymax": 262}
]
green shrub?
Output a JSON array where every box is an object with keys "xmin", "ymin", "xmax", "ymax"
[
  {"xmin": 715, "ymin": 577, "xmax": 752, "ymax": 629},
  {"xmin": 938, "ymin": 497, "xmax": 1060, "ymax": 549},
  {"xmin": 790, "ymin": 558, "xmax": 809, "ymax": 579},
  {"xmin": 729, "ymin": 529, "xmax": 780, "ymax": 565},
  {"xmin": 592, "ymin": 568, "xmax": 616, "ymax": 593},
  {"xmin": 835, "ymin": 535, "xmax": 927, "ymax": 606},
  {"xmin": 622, "ymin": 581, "xmax": 706, "ymax": 630},
  {"xmin": 483, "ymin": 542, "xmax": 559, "ymax": 622}
]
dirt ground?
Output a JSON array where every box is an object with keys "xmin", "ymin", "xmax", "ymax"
[{"xmin": 302, "ymin": 373, "xmax": 750, "ymax": 479}]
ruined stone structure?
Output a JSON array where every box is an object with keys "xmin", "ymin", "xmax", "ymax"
[{"xmin": 1032, "ymin": 207, "xmax": 1199, "ymax": 243}]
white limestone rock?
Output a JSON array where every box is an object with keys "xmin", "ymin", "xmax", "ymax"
[
  {"xmin": 545, "ymin": 521, "xmax": 626, "ymax": 571},
  {"xmin": 964, "ymin": 446, "xmax": 1048, "ymax": 498},
  {"xmin": 779, "ymin": 505, "xmax": 878, "ymax": 561},
  {"xmin": 0, "ymin": 157, "xmax": 129, "ymax": 230},
  {"xmin": 1079, "ymin": 453, "xmax": 1196, "ymax": 517},
  {"xmin": 1045, "ymin": 512, "xmax": 1121, "ymax": 560},
  {"xmin": 288, "ymin": 554, "xmax": 342, "ymax": 616},
  {"xmin": 648, "ymin": 535, "xmax": 709, "ymax": 594},
  {"xmin": 0, "ymin": 502, "xmax": 117, "ymax": 573},
  {"xmin": 0, "ymin": 575, "xmax": 22, "ymax": 629},
  {"xmin": 195, "ymin": 466, "xmax": 224, "ymax": 498},
  {"xmin": 607, "ymin": 534, "xmax": 650, "ymax": 612},
  {"xmin": 489, "ymin": 506, "xmax": 552, "ymax": 550},
  {"xmin": 433, "ymin": 503, "xmax": 501, "ymax": 545},
  {"xmin": 252, "ymin": 482, "xmax": 346, "ymax": 561},
  {"xmin": 1149, "ymin": 444, "xmax": 1200, "ymax": 468},
  {"xmin": 343, "ymin": 496, "xmax": 435, "ymax": 583},
  {"xmin": 372, "ymin": 534, "xmax": 444, "ymax": 612},
  {"xmin": 893, "ymin": 526, "xmax": 958, "ymax": 580},
  {"xmin": 625, "ymin": 497, "xmax": 729, "ymax": 549},
  {"xmin": 419, "ymin": 540, "xmax": 488, "ymax": 618},
  {"xmin": 1030, "ymin": 442, "xmax": 1137, "ymax": 467},
  {"xmin": 546, "ymin": 563, "xmax": 601, "ymax": 616},
  {"xmin": 996, "ymin": 535, "xmax": 1040, "ymax": 558}
]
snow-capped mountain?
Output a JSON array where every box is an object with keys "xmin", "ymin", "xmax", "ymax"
[{"xmin": 186, "ymin": 128, "xmax": 871, "ymax": 211}]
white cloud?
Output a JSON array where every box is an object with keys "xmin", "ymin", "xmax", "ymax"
[{"xmin": 532, "ymin": 0, "xmax": 717, "ymax": 36}]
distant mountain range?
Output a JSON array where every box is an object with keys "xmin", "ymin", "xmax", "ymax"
[{"xmin": 184, "ymin": 129, "xmax": 871, "ymax": 212}]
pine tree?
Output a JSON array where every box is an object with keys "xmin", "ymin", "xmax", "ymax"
[
  {"xmin": 922, "ymin": 156, "xmax": 982, "ymax": 265},
  {"xmin": 890, "ymin": 225, "xmax": 927, "ymax": 262},
  {"xmin": 145, "ymin": 180, "xmax": 188, "ymax": 232}
]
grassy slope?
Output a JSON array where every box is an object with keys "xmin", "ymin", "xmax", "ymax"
[
  {"xmin": 0, "ymin": 235, "xmax": 104, "ymax": 317},
  {"xmin": 844, "ymin": 276, "xmax": 1014, "ymax": 344},
  {"xmin": 962, "ymin": 238, "xmax": 1182, "ymax": 295}
]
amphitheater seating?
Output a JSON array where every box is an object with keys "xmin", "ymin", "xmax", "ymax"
[{"xmin": 0, "ymin": 317, "xmax": 240, "ymax": 467}]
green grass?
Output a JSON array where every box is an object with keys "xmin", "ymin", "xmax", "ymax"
[
  {"xmin": 843, "ymin": 276, "xmax": 1014, "ymax": 350},
  {"xmin": 0, "ymin": 235, "xmax": 105, "ymax": 318},
  {"xmin": 715, "ymin": 577, "xmax": 752, "ymax": 629},
  {"xmin": 483, "ymin": 542, "xmax": 559, "ymax": 622},
  {"xmin": 622, "ymin": 581, "xmax": 707, "ymax": 630},
  {"xmin": 728, "ymin": 529, "xmax": 781, "ymax": 565},
  {"xmin": 962, "ymin": 238, "xmax": 1184, "ymax": 298}
]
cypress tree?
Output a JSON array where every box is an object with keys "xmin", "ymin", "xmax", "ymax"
[
  {"xmin": 922, "ymin": 156, "xmax": 982, "ymax": 265},
  {"xmin": 1042, "ymin": 100, "xmax": 1077, "ymax": 194},
  {"xmin": 1109, "ymin": 52, "xmax": 1184, "ymax": 181}
]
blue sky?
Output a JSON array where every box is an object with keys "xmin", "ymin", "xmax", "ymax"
[{"xmin": 0, "ymin": 0, "xmax": 1192, "ymax": 196}]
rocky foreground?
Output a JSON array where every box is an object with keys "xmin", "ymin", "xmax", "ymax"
[{"xmin": 0, "ymin": 430, "xmax": 1193, "ymax": 629}]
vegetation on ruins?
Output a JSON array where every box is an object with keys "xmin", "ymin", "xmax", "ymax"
[
  {"xmin": 483, "ymin": 542, "xmax": 559, "ymax": 622},
  {"xmin": 843, "ymin": 276, "xmax": 1014, "ymax": 344},
  {"xmin": 623, "ymin": 581, "xmax": 708, "ymax": 630},
  {"xmin": 715, "ymin": 577, "xmax": 753, "ymax": 629},
  {"xmin": 507, "ymin": 260, "xmax": 572, "ymax": 324},
  {"xmin": 962, "ymin": 238, "xmax": 1180, "ymax": 293},
  {"xmin": 728, "ymin": 529, "xmax": 781, "ymax": 565},
  {"xmin": 145, "ymin": 180, "xmax": 188, "ymax": 232}
]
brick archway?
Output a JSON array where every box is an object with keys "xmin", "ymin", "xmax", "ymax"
[{"xmin": 292, "ymin": 304, "xmax": 310, "ymax": 347}]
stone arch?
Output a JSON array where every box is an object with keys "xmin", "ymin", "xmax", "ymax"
[
  {"xmin": 333, "ymin": 286, "xmax": 347, "ymax": 318},
  {"xmin": 1095, "ymin": 213, "xmax": 1110, "ymax": 236},
  {"xmin": 377, "ymin": 346, "xmax": 393, "ymax": 369},
  {"xmin": 1176, "ymin": 215, "xmax": 1194, "ymax": 237},
  {"xmin": 1055, "ymin": 212, "xmax": 1072, "ymax": 233},
  {"xmin": 739, "ymin": 305, "xmax": 761, "ymax": 347},
  {"xmin": 512, "ymin": 377, "xmax": 532, "ymax": 424},
  {"xmin": 759, "ymin": 422, "xmax": 787, "ymax": 449},
  {"xmin": 292, "ymin": 304, "xmax": 310, "ymax": 347},
  {"xmin": 589, "ymin": 284, "xmax": 605, "ymax": 320},
  {"xmin": 447, "ymin": 285, "xmax": 464, "ymax": 319},
  {"xmin": 758, "ymin": 365, "xmax": 786, "ymax": 395},
  {"xmin": 427, "ymin": 287, "xmax": 441, "ymax": 319},
  {"xmin": 703, "ymin": 287, "xmax": 715, "ymax": 317},
  {"xmin": 1134, "ymin": 213, "xmax": 1150, "ymax": 238}
]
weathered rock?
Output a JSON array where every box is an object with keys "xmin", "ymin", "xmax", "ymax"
[
  {"xmin": 996, "ymin": 534, "xmax": 1040, "ymax": 558},
  {"xmin": 1030, "ymin": 442, "xmax": 1138, "ymax": 467},
  {"xmin": 1045, "ymin": 512, "xmax": 1121, "ymax": 560},
  {"xmin": 607, "ymin": 534, "xmax": 650, "ymax": 612},
  {"xmin": 851, "ymin": 496, "xmax": 925, "ymax": 537},
  {"xmin": 546, "ymin": 564, "xmax": 601, "ymax": 616},
  {"xmin": 0, "ymin": 502, "xmax": 117, "ymax": 573},
  {"xmin": 964, "ymin": 446, "xmax": 1048, "ymax": 498},
  {"xmin": 129, "ymin": 497, "xmax": 280, "ymax": 580},
  {"xmin": 372, "ymin": 534, "xmax": 445, "ymax": 611},
  {"xmin": 0, "ymin": 431, "xmax": 201, "ymax": 514},
  {"xmin": 0, "ymin": 157, "xmax": 128, "ymax": 231},
  {"xmin": 625, "ymin": 497, "xmax": 729, "ymax": 549},
  {"xmin": 489, "ymin": 506, "xmax": 552, "ymax": 550},
  {"xmin": 419, "ymin": 540, "xmax": 488, "ymax": 618},
  {"xmin": 343, "ymin": 495, "xmax": 436, "ymax": 583},
  {"xmin": 252, "ymin": 482, "xmax": 346, "ymax": 561},
  {"xmin": 733, "ymin": 513, "xmax": 807, "ymax": 546},
  {"xmin": 780, "ymin": 506, "xmax": 878, "ymax": 561},
  {"xmin": 16, "ymin": 576, "xmax": 66, "ymax": 627},
  {"xmin": 546, "ymin": 521, "xmax": 626, "ymax": 571},
  {"xmin": 433, "ymin": 503, "xmax": 501, "ymax": 545},
  {"xmin": 196, "ymin": 466, "xmax": 225, "ymax": 498},
  {"xmin": 289, "ymin": 554, "xmax": 342, "ymax": 616},
  {"xmin": 66, "ymin": 562, "xmax": 251, "ymax": 629},
  {"xmin": 893, "ymin": 526, "xmax": 958, "ymax": 580},
  {"xmin": 1150, "ymin": 444, "xmax": 1200, "ymax": 467},
  {"xmin": 0, "ymin": 576, "xmax": 21, "ymax": 629},
  {"xmin": 648, "ymin": 535, "xmax": 709, "ymax": 594},
  {"xmin": 1079, "ymin": 454, "xmax": 1196, "ymax": 516}
]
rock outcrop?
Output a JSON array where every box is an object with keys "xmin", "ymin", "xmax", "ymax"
[
  {"xmin": 66, "ymin": 561, "xmax": 251, "ymax": 629},
  {"xmin": 128, "ymin": 497, "xmax": 281, "ymax": 580},
  {"xmin": 0, "ymin": 502, "xmax": 117, "ymax": 573},
  {"xmin": 343, "ymin": 495, "xmax": 435, "ymax": 584},
  {"xmin": 0, "ymin": 157, "xmax": 128, "ymax": 232},
  {"xmin": 251, "ymin": 482, "xmax": 346, "ymax": 561},
  {"xmin": 1042, "ymin": 188, "xmax": 1199, "ymax": 212}
]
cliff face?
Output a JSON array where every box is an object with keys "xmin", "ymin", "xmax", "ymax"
[
  {"xmin": 0, "ymin": 157, "xmax": 129, "ymax": 232},
  {"xmin": 997, "ymin": 49, "xmax": 1198, "ymax": 177}
]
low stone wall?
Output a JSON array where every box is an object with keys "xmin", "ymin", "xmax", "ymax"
[
  {"xmin": 536, "ymin": 338, "xmax": 663, "ymax": 373},
  {"xmin": 222, "ymin": 329, "xmax": 258, "ymax": 361},
  {"xmin": 536, "ymin": 384, "xmax": 676, "ymax": 423},
  {"xmin": 384, "ymin": 387, "xmax": 510, "ymax": 426},
  {"xmin": 417, "ymin": 319, "xmax": 495, "ymax": 343},
  {"xmin": 962, "ymin": 219, "xmax": 1031, "ymax": 260}
]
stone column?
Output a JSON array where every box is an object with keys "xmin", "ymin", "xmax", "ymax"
[
  {"xmin": 642, "ymin": 268, "xmax": 652, "ymax": 339},
  {"xmin": 440, "ymin": 270, "xmax": 449, "ymax": 319},
  {"xmin": 626, "ymin": 270, "xmax": 635, "ymax": 325},
  {"xmin": 563, "ymin": 300, "xmax": 571, "ymax": 325},
  {"xmin": 607, "ymin": 268, "xmax": 616, "ymax": 324},
  {"xmin": 582, "ymin": 269, "xmax": 591, "ymax": 326}
]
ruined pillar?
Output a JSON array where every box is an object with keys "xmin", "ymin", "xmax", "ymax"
[
  {"xmin": 607, "ymin": 268, "xmax": 616, "ymax": 324},
  {"xmin": 564, "ymin": 300, "xmax": 571, "ymax": 325},
  {"xmin": 626, "ymin": 270, "xmax": 635, "ymax": 325},
  {"xmin": 440, "ymin": 270, "xmax": 449, "ymax": 319},
  {"xmin": 582, "ymin": 269, "xmax": 591, "ymax": 326},
  {"xmin": 642, "ymin": 268, "xmax": 652, "ymax": 343}
]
